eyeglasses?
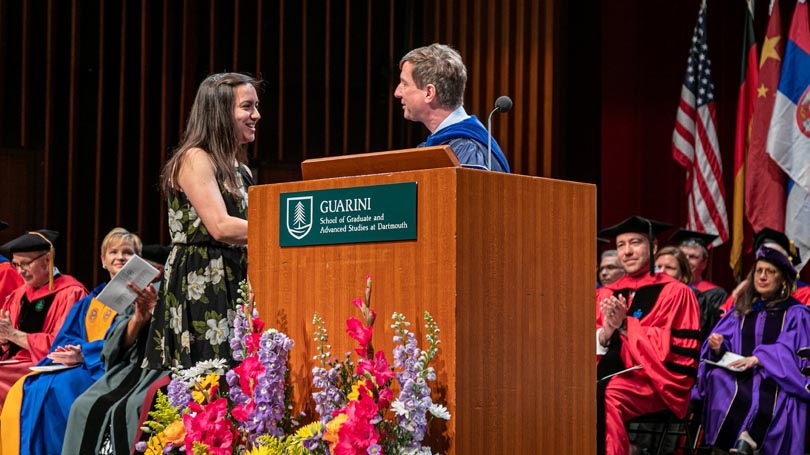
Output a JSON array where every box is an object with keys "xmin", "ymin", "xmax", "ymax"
[
  {"xmin": 599, "ymin": 265, "xmax": 623, "ymax": 273},
  {"xmin": 754, "ymin": 267, "xmax": 778, "ymax": 277},
  {"xmin": 11, "ymin": 252, "xmax": 48, "ymax": 271}
]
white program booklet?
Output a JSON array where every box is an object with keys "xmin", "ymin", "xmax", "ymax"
[
  {"xmin": 702, "ymin": 351, "xmax": 746, "ymax": 372},
  {"xmin": 30, "ymin": 364, "xmax": 79, "ymax": 372},
  {"xmin": 95, "ymin": 254, "xmax": 159, "ymax": 313}
]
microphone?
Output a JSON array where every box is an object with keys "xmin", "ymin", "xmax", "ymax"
[{"xmin": 487, "ymin": 95, "xmax": 513, "ymax": 171}]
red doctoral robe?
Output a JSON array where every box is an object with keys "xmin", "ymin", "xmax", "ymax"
[
  {"xmin": 0, "ymin": 274, "xmax": 87, "ymax": 409},
  {"xmin": 0, "ymin": 261, "xmax": 23, "ymax": 306},
  {"xmin": 691, "ymin": 279, "xmax": 721, "ymax": 293},
  {"xmin": 596, "ymin": 272, "xmax": 701, "ymax": 455}
]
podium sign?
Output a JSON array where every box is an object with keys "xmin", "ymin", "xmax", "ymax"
[{"xmin": 279, "ymin": 182, "xmax": 417, "ymax": 247}]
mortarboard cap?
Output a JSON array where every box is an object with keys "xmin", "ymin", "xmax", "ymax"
[
  {"xmin": 597, "ymin": 237, "xmax": 610, "ymax": 245},
  {"xmin": 141, "ymin": 244, "xmax": 171, "ymax": 266},
  {"xmin": 0, "ymin": 221, "xmax": 8, "ymax": 232},
  {"xmin": 668, "ymin": 228, "xmax": 718, "ymax": 250},
  {"xmin": 598, "ymin": 216, "xmax": 673, "ymax": 276},
  {"xmin": 598, "ymin": 216, "xmax": 673, "ymax": 239},
  {"xmin": 0, "ymin": 229, "xmax": 59, "ymax": 253},
  {"xmin": 753, "ymin": 227, "xmax": 801, "ymax": 266},
  {"xmin": 0, "ymin": 229, "xmax": 59, "ymax": 290}
]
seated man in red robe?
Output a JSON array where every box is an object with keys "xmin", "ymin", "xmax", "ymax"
[
  {"xmin": 596, "ymin": 216, "xmax": 701, "ymax": 455},
  {"xmin": 0, "ymin": 229, "xmax": 87, "ymax": 412}
]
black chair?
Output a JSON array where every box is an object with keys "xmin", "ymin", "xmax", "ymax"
[{"xmin": 626, "ymin": 402, "xmax": 708, "ymax": 455}]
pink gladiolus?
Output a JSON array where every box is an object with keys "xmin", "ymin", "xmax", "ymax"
[
  {"xmin": 357, "ymin": 351, "xmax": 395, "ymax": 385},
  {"xmin": 233, "ymin": 355, "xmax": 265, "ymax": 394},
  {"xmin": 351, "ymin": 298, "xmax": 364, "ymax": 311},
  {"xmin": 184, "ymin": 399, "xmax": 234, "ymax": 454},
  {"xmin": 230, "ymin": 399, "xmax": 256, "ymax": 422},
  {"xmin": 252, "ymin": 316, "xmax": 265, "ymax": 333},
  {"xmin": 333, "ymin": 394, "xmax": 380, "ymax": 455},
  {"xmin": 346, "ymin": 317, "xmax": 372, "ymax": 348}
]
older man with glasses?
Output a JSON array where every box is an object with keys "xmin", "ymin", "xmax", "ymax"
[{"xmin": 0, "ymin": 229, "xmax": 87, "ymax": 412}]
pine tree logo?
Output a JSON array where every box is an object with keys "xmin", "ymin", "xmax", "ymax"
[{"xmin": 286, "ymin": 196, "xmax": 313, "ymax": 239}]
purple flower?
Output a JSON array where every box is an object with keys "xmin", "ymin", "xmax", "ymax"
[
  {"xmin": 230, "ymin": 304, "xmax": 251, "ymax": 361},
  {"xmin": 392, "ymin": 323, "xmax": 435, "ymax": 445},
  {"xmin": 237, "ymin": 330, "xmax": 294, "ymax": 442},
  {"xmin": 167, "ymin": 377, "xmax": 192, "ymax": 408}
]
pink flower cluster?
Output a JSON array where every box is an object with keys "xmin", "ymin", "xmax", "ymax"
[{"xmin": 182, "ymin": 398, "xmax": 235, "ymax": 455}]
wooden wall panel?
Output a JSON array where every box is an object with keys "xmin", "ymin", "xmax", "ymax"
[{"xmin": 0, "ymin": 0, "xmax": 555, "ymax": 290}]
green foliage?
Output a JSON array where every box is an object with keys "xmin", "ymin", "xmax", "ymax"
[{"xmin": 144, "ymin": 390, "xmax": 180, "ymax": 434}]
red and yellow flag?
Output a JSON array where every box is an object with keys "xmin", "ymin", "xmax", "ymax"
[
  {"xmin": 730, "ymin": 0, "xmax": 759, "ymax": 278},
  {"xmin": 745, "ymin": 0, "xmax": 787, "ymax": 237}
]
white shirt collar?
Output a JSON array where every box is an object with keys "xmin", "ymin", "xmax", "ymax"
[{"xmin": 433, "ymin": 106, "xmax": 470, "ymax": 134}]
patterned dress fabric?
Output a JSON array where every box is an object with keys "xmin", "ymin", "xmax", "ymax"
[{"xmin": 145, "ymin": 164, "xmax": 253, "ymax": 369}]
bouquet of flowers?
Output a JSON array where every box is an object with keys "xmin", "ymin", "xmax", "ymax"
[
  {"xmin": 137, "ymin": 283, "xmax": 297, "ymax": 455},
  {"xmin": 137, "ymin": 276, "xmax": 449, "ymax": 455},
  {"xmin": 306, "ymin": 275, "xmax": 450, "ymax": 455}
]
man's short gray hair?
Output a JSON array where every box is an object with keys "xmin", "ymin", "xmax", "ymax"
[{"xmin": 399, "ymin": 43, "xmax": 467, "ymax": 109}]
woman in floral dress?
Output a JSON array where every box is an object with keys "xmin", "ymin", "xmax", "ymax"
[{"xmin": 145, "ymin": 72, "xmax": 260, "ymax": 369}]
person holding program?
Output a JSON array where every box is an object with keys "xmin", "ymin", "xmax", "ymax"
[
  {"xmin": 694, "ymin": 244, "xmax": 810, "ymax": 454},
  {"xmin": 0, "ymin": 228, "xmax": 156, "ymax": 455},
  {"xmin": 61, "ymin": 243, "xmax": 165, "ymax": 455}
]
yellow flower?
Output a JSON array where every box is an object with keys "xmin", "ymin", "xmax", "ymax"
[
  {"xmin": 162, "ymin": 420, "xmax": 187, "ymax": 445},
  {"xmin": 323, "ymin": 413, "xmax": 348, "ymax": 450},
  {"xmin": 347, "ymin": 380, "xmax": 372, "ymax": 401},
  {"xmin": 294, "ymin": 421, "xmax": 324, "ymax": 439},
  {"xmin": 191, "ymin": 373, "xmax": 220, "ymax": 403},
  {"xmin": 143, "ymin": 434, "xmax": 165, "ymax": 455},
  {"xmin": 245, "ymin": 446, "xmax": 279, "ymax": 455}
]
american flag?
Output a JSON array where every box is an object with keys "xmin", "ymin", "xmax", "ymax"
[{"xmin": 671, "ymin": 1, "xmax": 729, "ymax": 245}]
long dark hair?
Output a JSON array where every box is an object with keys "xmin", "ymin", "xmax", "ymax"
[{"xmin": 161, "ymin": 72, "xmax": 260, "ymax": 198}]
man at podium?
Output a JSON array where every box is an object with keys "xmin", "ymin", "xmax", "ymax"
[
  {"xmin": 595, "ymin": 216, "xmax": 701, "ymax": 455},
  {"xmin": 394, "ymin": 43, "xmax": 511, "ymax": 173}
]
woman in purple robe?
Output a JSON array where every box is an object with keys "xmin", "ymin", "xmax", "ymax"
[{"xmin": 693, "ymin": 245, "xmax": 810, "ymax": 454}]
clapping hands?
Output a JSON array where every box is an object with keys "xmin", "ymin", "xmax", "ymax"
[
  {"xmin": 600, "ymin": 294, "xmax": 628, "ymax": 330},
  {"xmin": 47, "ymin": 344, "xmax": 84, "ymax": 366}
]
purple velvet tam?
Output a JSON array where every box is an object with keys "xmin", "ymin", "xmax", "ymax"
[{"xmin": 756, "ymin": 245, "xmax": 798, "ymax": 287}]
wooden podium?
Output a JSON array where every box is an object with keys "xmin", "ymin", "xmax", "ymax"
[{"xmin": 248, "ymin": 146, "xmax": 596, "ymax": 454}]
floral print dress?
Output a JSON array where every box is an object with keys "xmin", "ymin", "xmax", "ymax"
[{"xmin": 145, "ymin": 164, "xmax": 254, "ymax": 369}]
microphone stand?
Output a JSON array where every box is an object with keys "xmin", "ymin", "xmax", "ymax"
[{"xmin": 487, "ymin": 106, "xmax": 498, "ymax": 171}]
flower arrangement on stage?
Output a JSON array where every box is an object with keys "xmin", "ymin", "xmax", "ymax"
[
  {"xmin": 137, "ymin": 282, "xmax": 297, "ymax": 455},
  {"xmin": 137, "ymin": 276, "xmax": 449, "ymax": 455}
]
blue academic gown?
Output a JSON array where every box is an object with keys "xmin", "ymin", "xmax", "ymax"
[
  {"xmin": 18, "ymin": 283, "xmax": 117, "ymax": 455},
  {"xmin": 420, "ymin": 115, "xmax": 511, "ymax": 173}
]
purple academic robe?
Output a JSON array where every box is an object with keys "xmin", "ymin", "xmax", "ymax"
[{"xmin": 693, "ymin": 297, "xmax": 810, "ymax": 454}]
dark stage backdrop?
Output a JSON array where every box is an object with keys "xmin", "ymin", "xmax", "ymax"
[
  {"xmin": 0, "ymin": 0, "xmax": 566, "ymax": 286},
  {"xmin": 0, "ymin": 0, "xmax": 792, "ymax": 291}
]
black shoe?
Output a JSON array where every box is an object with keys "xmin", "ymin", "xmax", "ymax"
[{"xmin": 730, "ymin": 438, "xmax": 755, "ymax": 455}]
